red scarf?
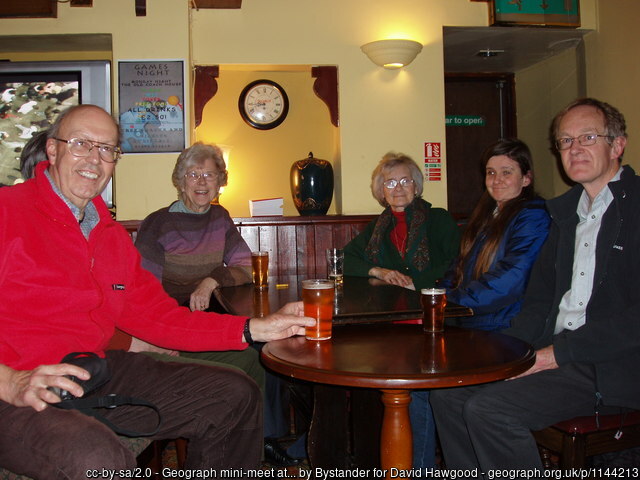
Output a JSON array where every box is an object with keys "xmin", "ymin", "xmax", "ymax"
[{"xmin": 390, "ymin": 210, "xmax": 408, "ymax": 257}]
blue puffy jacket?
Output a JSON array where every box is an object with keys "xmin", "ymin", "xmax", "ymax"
[{"xmin": 441, "ymin": 197, "xmax": 550, "ymax": 331}]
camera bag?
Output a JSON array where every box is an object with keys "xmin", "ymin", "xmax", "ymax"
[{"xmin": 52, "ymin": 352, "xmax": 162, "ymax": 437}]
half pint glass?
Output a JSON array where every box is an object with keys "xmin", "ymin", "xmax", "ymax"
[
  {"xmin": 421, "ymin": 288, "xmax": 447, "ymax": 333},
  {"xmin": 302, "ymin": 279, "xmax": 335, "ymax": 340},
  {"xmin": 251, "ymin": 251, "xmax": 269, "ymax": 289}
]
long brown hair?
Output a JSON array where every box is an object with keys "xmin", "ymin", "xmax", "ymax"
[{"xmin": 451, "ymin": 138, "xmax": 536, "ymax": 286}]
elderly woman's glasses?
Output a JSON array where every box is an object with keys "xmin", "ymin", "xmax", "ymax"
[
  {"xmin": 383, "ymin": 177, "xmax": 414, "ymax": 189},
  {"xmin": 53, "ymin": 137, "xmax": 121, "ymax": 163},
  {"xmin": 185, "ymin": 171, "xmax": 217, "ymax": 183},
  {"xmin": 555, "ymin": 134, "xmax": 613, "ymax": 151}
]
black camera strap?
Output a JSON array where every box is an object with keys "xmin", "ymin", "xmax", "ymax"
[
  {"xmin": 55, "ymin": 394, "xmax": 161, "ymax": 437},
  {"xmin": 51, "ymin": 352, "xmax": 162, "ymax": 437}
]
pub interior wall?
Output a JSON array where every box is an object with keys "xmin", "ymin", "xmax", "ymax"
[{"xmin": 1, "ymin": 0, "xmax": 625, "ymax": 221}]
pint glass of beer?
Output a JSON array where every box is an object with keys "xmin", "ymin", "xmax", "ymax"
[
  {"xmin": 421, "ymin": 288, "xmax": 447, "ymax": 333},
  {"xmin": 251, "ymin": 251, "xmax": 269, "ymax": 289},
  {"xmin": 302, "ymin": 279, "xmax": 335, "ymax": 340}
]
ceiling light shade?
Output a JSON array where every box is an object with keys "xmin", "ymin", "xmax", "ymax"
[{"xmin": 361, "ymin": 39, "xmax": 423, "ymax": 69}]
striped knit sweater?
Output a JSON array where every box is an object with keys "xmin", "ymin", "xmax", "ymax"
[{"xmin": 135, "ymin": 203, "xmax": 252, "ymax": 306}]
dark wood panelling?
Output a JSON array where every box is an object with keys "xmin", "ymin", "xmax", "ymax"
[
  {"xmin": 311, "ymin": 66, "xmax": 339, "ymax": 127},
  {"xmin": 194, "ymin": 66, "xmax": 219, "ymax": 128},
  {"xmin": 120, "ymin": 215, "xmax": 375, "ymax": 278},
  {"xmin": 0, "ymin": 0, "xmax": 56, "ymax": 18},
  {"xmin": 233, "ymin": 215, "xmax": 375, "ymax": 278}
]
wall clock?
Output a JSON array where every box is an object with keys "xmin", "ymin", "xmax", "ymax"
[{"xmin": 238, "ymin": 79, "xmax": 289, "ymax": 130}]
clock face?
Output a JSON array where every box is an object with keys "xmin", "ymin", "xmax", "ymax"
[{"xmin": 239, "ymin": 80, "xmax": 289, "ymax": 130}]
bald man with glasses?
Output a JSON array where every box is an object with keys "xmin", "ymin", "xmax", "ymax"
[{"xmin": 0, "ymin": 104, "xmax": 314, "ymax": 478}]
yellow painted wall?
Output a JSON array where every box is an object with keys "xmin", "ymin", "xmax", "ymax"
[
  {"xmin": 516, "ymin": 48, "xmax": 584, "ymax": 199},
  {"xmin": 0, "ymin": 0, "xmax": 190, "ymax": 219},
  {"xmin": 195, "ymin": 67, "xmax": 339, "ymax": 217},
  {"xmin": 189, "ymin": 0, "xmax": 495, "ymax": 217},
  {"xmin": 515, "ymin": 0, "xmax": 640, "ymax": 200},
  {"xmin": 1, "ymin": 0, "xmax": 613, "ymax": 221},
  {"xmin": 1, "ymin": 51, "xmax": 111, "ymax": 61},
  {"xmin": 586, "ymin": 0, "xmax": 640, "ymax": 170}
]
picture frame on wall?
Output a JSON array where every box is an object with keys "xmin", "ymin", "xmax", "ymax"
[
  {"xmin": 490, "ymin": 0, "xmax": 580, "ymax": 27},
  {"xmin": 118, "ymin": 60, "xmax": 187, "ymax": 154},
  {"xmin": 0, "ymin": 60, "xmax": 114, "ymax": 208}
]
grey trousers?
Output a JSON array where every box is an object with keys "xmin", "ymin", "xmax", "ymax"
[
  {"xmin": 430, "ymin": 362, "xmax": 620, "ymax": 470},
  {"xmin": 0, "ymin": 350, "xmax": 262, "ymax": 479}
]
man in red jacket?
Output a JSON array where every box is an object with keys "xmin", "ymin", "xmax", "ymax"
[{"xmin": 0, "ymin": 104, "xmax": 314, "ymax": 478}]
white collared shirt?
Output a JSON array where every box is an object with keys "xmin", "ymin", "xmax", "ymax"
[{"xmin": 555, "ymin": 167, "xmax": 623, "ymax": 333}]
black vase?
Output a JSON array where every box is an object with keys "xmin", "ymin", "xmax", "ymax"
[{"xmin": 290, "ymin": 152, "xmax": 334, "ymax": 216}]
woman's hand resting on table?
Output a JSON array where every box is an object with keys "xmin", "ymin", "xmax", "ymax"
[
  {"xmin": 190, "ymin": 277, "xmax": 220, "ymax": 311},
  {"xmin": 368, "ymin": 267, "xmax": 415, "ymax": 290},
  {"xmin": 247, "ymin": 301, "xmax": 316, "ymax": 343}
]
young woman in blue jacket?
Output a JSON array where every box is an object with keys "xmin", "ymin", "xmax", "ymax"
[
  {"xmin": 442, "ymin": 138, "xmax": 551, "ymax": 331},
  {"xmin": 412, "ymin": 138, "xmax": 551, "ymax": 469}
]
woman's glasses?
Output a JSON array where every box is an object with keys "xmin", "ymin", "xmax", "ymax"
[
  {"xmin": 184, "ymin": 171, "xmax": 217, "ymax": 183},
  {"xmin": 383, "ymin": 177, "xmax": 414, "ymax": 189}
]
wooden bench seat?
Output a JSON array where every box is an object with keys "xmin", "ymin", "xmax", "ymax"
[{"xmin": 534, "ymin": 411, "xmax": 640, "ymax": 469}]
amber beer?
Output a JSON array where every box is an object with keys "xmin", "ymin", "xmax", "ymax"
[
  {"xmin": 251, "ymin": 251, "xmax": 269, "ymax": 289},
  {"xmin": 252, "ymin": 288, "xmax": 270, "ymax": 317},
  {"xmin": 421, "ymin": 288, "xmax": 447, "ymax": 333},
  {"xmin": 302, "ymin": 279, "xmax": 335, "ymax": 340}
]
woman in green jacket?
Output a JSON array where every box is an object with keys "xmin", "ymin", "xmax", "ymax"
[{"xmin": 344, "ymin": 152, "xmax": 460, "ymax": 291}]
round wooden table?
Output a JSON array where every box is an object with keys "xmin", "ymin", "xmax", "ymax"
[{"xmin": 261, "ymin": 324, "xmax": 535, "ymax": 476}]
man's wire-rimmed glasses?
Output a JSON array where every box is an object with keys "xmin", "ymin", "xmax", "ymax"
[
  {"xmin": 53, "ymin": 137, "xmax": 122, "ymax": 163},
  {"xmin": 555, "ymin": 134, "xmax": 614, "ymax": 151}
]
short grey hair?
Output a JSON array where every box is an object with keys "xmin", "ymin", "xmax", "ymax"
[
  {"xmin": 551, "ymin": 97, "xmax": 627, "ymax": 159},
  {"xmin": 172, "ymin": 142, "xmax": 228, "ymax": 200},
  {"xmin": 370, "ymin": 152, "xmax": 424, "ymax": 207}
]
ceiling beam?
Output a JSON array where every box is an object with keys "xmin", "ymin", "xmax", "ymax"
[
  {"xmin": 135, "ymin": 0, "xmax": 146, "ymax": 16},
  {"xmin": 0, "ymin": 0, "xmax": 56, "ymax": 18},
  {"xmin": 191, "ymin": 0, "xmax": 242, "ymax": 8}
]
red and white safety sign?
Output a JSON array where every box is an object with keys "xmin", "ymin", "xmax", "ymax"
[{"xmin": 424, "ymin": 142, "xmax": 442, "ymax": 182}]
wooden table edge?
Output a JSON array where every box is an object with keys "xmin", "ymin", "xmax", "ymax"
[{"xmin": 261, "ymin": 341, "xmax": 536, "ymax": 389}]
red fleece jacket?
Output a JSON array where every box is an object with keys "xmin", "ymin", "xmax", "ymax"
[{"xmin": 0, "ymin": 162, "xmax": 247, "ymax": 370}]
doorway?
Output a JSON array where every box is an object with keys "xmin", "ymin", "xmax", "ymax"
[{"xmin": 444, "ymin": 74, "xmax": 516, "ymax": 219}]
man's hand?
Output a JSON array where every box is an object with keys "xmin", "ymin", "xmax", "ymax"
[
  {"xmin": 510, "ymin": 345, "xmax": 558, "ymax": 380},
  {"xmin": 247, "ymin": 301, "xmax": 315, "ymax": 343},
  {"xmin": 369, "ymin": 267, "xmax": 414, "ymax": 288},
  {"xmin": 0, "ymin": 363, "xmax": 90, "ymax": 412},
  {"xmin": 190, "ymin": 277, "xmax": 219, "ymax": 311}
]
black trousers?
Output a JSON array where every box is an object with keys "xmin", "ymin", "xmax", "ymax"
[
  {"xmin": 431, "ymin": 362, "xmax": 621, "ymax": 470},
  {"xmin": 0, "ymin": 350, "xmax": 262, "ymax": 479}
]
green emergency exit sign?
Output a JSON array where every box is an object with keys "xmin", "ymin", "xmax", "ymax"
[{"xmin": 445, "ymin": 115, "xmax": 486, "ymax": 127}]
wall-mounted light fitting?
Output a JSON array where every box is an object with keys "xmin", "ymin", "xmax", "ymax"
[{"xmin": 361, "ymin": 39, "xmax": 423, "ymax": 69}]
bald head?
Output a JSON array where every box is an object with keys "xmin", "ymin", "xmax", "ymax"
[{"xmin": 48, "ymin": 105, "xmax": 120, "ymax": 143}]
